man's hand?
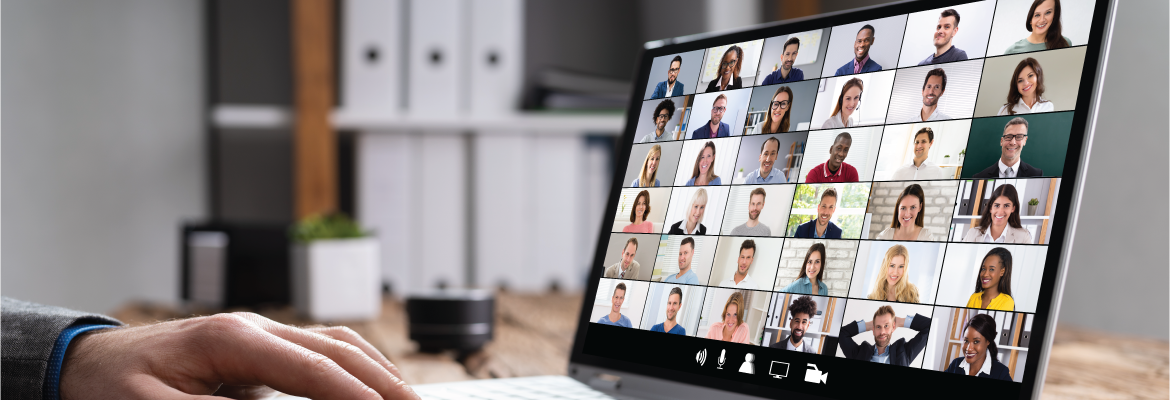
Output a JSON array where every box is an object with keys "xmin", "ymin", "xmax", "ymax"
[{"xmin": 59, "ymin": 312, "xmax": 419, "ymax": 400}]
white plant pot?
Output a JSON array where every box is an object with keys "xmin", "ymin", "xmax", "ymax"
[{"xmin": 292, "ymin": 237, "xmax": 382, "ymax": 322}]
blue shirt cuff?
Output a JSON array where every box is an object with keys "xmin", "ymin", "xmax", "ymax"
[
  {"xmin": 905, "ymin": 315, "xmax": 914, "ymax": 328},
  {"xmin": 44, "ymin": 324, "xmax": 117, "ymax": 400}
]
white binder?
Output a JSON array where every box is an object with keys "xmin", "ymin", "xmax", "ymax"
[
  {"xmin": 468, "ymin": 0, "xmax": 524, "ymax": 116},
  {"xmin": 407, "ymin": 0, "xmax": 464, "ymax": 117},
  {"xmin": 341, "ymin": 0, "xmax": 403, "ymax": 118}
]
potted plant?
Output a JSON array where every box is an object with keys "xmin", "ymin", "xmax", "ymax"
[
  {"xmin": 943, "ymin": 154, "xmax": 951, "ymax": 164},
  {"xmin": 1027, "ymin": 198, "xmax": 1040, "ymax": 216},
  {"xmin": 958, "ymin": 149, "xmax": 966, "ymax": 165},
  {"xmin": 291, "ymin": 213, "xmax": 381, "ymax": 321}
]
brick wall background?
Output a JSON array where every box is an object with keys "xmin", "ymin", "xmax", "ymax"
[
  {"xmin": 865, "ymin": 180, "xmax": 959, "ymax": 240},
  {"xmin": 774, "ymin": 238, "xmax": 858, "ymax": 297}
]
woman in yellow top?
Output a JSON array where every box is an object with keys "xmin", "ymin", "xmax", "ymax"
[
  {"xmin": 867, "ymin": 244, "xmax": 919, "ymax": 303},
  {"xmin": 966, "ymin": 247, "xmax": 1015, "ymax": 311}
]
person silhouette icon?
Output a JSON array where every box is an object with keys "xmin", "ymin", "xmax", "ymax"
[{"xmin": 739, "ymin": 353, "xmax": 755, "ymax": 374}]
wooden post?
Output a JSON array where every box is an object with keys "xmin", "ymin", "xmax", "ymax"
[{"xmin": 292, "ymin": 0, "xmax": 337, "ymax": 219}]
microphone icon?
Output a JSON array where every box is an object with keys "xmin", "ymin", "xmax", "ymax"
[{"xmin": 717, "ymin": 349, "xmax": 727, "ymax": 369}]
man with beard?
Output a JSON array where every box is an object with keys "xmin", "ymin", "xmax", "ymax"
[
  {"xmin": 649, "ymin": 287, "xmax": 687, "ymax": 335},
  {"xmin": 833, "ymin": 24, "xmax": 882, "ymax": 76},
  {"xmin": 760, "ymin": 37, "xmax": 805, "ymax": 85},
  {"xmin": 902, "ymin": 68, "xmax": 952, "ymax": 123},
  {"xmin": 731, "ymin": 188, "xmax": 771, "ymax": 236},
  {"xmin": 640, "ymin": 98, "xmax": 676, "ymax": 143},
  {"xmin": 973, "ymin": 117, "xmax": 1042, "ymax": 178},
  {"xmin": 690, "ymin": 94, "xmax": 731, "ymax": 139},
  {"xmin": 839, "ymin": 305, "xmax": 931, "ymax": 366},
  {"xmin": 603, "ymin": 238, "xmax": 641, "ymax": 279},
  {"xmin": 891, "ymin": 127, "xmax": 946, "ymax": 180},
  {"xmin": 917, "ymin": 9, "xmax": 968, "ymax": 65},
  {"xmin": 663, "ymin": 237, "xmax": 701, "ymax": 285},
  {"xmin": 794, "ymin": 188, "xmax": 843, "ymax": 239},
  {"xmin": 805, "ymin": 132, "xmax": 859, "ymax": 183},
  {"xmin": 743, "ymin": 137, "xmax": 786, "ymax": 184},
  {"xmin": 769, "ymin": 295, "xmax": 818, "ymax": 353},
  {"xmin": 650, "ymin": 55, "xmax": 685, "ymax": 99},
  {"xmin": 719, "ymin": 240, "xmax": 759, "ymax": 289}
]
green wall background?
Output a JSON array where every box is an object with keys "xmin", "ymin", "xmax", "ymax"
[{"xmin": 961, "ymin": 112, "xmax": 1074, "ymax": 178}]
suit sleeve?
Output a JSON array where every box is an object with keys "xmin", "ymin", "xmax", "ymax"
[
  {"xmin": 838, "ymin": 320, "xmax": 866, "ymax": 360},
  {"xmin": 650, "ymin": 82, "xmax": 665, "ymax": 99},
  {"xmin": 904, "ymin": 313, "xmax": 932, "ymax": 362},
  {"xmin": 972, "ymin": 165, "xmax": 998, "ymax": 178},
  {"xmin": 2, "ymin": 297, "xmax": 123, "ymax": 399}
]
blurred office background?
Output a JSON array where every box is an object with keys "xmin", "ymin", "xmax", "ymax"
[{"xmin": 3, "ymin": 0, "xmax": 1167, "ymax": 340}]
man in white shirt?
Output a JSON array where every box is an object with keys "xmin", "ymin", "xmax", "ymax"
[
  {"xmin": 890, "ymin": 127, "xmax": 947, "ymax": 180},
  {"xmin": 719, "ymin": 240, "xmax": 758, "ymax": 289},
  {"xmin": 603, "ymin": 238, "xmax": 641, "ymax": 279},
  {"xmin": 973, "ymin": 117, "xmax": 1043, "ymax": 178},
  {"xmin": 903, "ymin": 68, "xmax": 952, "ymax": 123}
]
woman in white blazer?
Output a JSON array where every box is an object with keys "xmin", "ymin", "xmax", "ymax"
[{"xmin": 962, "ymin": 184, "xmax": 1033, "ymax": 244}]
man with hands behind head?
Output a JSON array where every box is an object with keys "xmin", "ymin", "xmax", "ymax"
[
  {"xmin": 838, "ymin": 305, "xmax": 931, "ymax": 366},
  {"xmin": 1, "ymin": 296, "xmax": 419, "ymax": 400}
]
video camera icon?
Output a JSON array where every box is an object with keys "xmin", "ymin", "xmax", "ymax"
[{"xmin": 804, "ymin": 363, "xmax": 828, "ymax": 384}]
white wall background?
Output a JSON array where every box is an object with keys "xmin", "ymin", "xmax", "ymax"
[
  {"xmin": 695, "ymin": 287, "xmax": 771, "ymax": 344},
  {"xmin": 762, "ymin": 293, "xmax": 847, "ymax": 352},
  {"xmin": 810, "ymin": 71, "xmax": 896, "ymax": 128},
  {"xmin": 673, "ymin": 137, "xmax": 741, "ymax": 186},
  {"xmin": 2, "ymin": 0, "xmax": 205, "ymax": 313},
  {"xmin": 633, "ymin": 96, "xmax": 686, "ymax": 142},
  {"xmin": 819, "ymin": 15, "xmax": 908, "ymax": 77},
  {"xmin": 590, "ymin": 278, "xmax": 650, "ymax": 328},
  {"xmin": 835, "ymin": 298, "xmax": 934, "ymax": 367},
  {"xmin": 850, "ymin": 241, "xmax": 947, "ymax": 304},
  {"xmin": 895, "ymin": 0, "xmax": 996, "ymax": 67},
  {"xmin": 685, "ymin": 89, "xmax": 753, "ymax": 139},
  {"xmin": 936, "ymin": 243, "xmax": 1048, "ymax": 313},
  {"xmin": 885, "ymin": 61, "xmax": 984, "ymax": 124},
  {"xmin": 639, "ymin": 282, "xmax": 707, "ymax": 334},
  {"xmin": 709, "ymin": 236, "xmax": 784, "ymax": 289},
  {"xmin": 663, "ymin": 186, "xmax": 731, "ymax": 234},
  {"xmin": 799, "ymin": 127, "xmax": 884, "ymax": 182},
  {"xmin": 874, "ymin": 120, "xmax": 972, "ymax": 181},
  {"xmin": 642, "ymin": 49, "xmax": 705, "ymax": 99},
  {"xmin": 720, "ymin": 185, "xmax": 794, "ymax": 236},
  {"xmin": 697, "ymin": 40, "xmax": 766, "ymax": 92},
  {"xmin": 985, "ymin": 0, "xmax": 1097, "ymax": 56},
  {"xmin": 754, "ymin": 28, "xmax": 831, "ymax": 85},
  {"xmin": 652, "ymin": 235, "xmax": 719, "ymax": 284},
  {"xmin": 612, "ymin": 187, "xmax": 673, "ymax": 233}
]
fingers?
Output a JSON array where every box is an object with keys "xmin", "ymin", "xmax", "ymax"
[
  {"xmin": 192, "ymin": 314, "xmax": 383, "ymax": 400},
  {"xmin": 305, "ymin": 325, "xmax": 404, "ymax": 379},
  {"xmin": 229, "ymin": 314, "xmax": 418, "ymax": 400}
]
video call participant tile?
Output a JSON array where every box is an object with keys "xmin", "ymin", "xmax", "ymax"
[
  {"xmin": 663, "ymin": 185, "xmax": 731, "ymax": 236},
  {"xmin": 835, "ymin": 298, "xmax": 935, "ymax": 368},
  {"xmin": 710, "ymin": 236, "xmax": 783, "ymax": 291},
  {"xmin": 651, "ymin": 235, "xmax": 718, "ymax": 286},
  {"xmin": 639, "ymin": 282, "xmax": 707, "ymax": 336},
  {"xmin": 695, "ymin": 287, "xmax": 773, "ymax": 346},
  {"xmin": 600, "ymin": 233, "xmax": 659, "ymax": 281},
  {"xmin": 895, "ymin": 1, "xmax": 996, "ymax": 68},
  {"xmin": 819, "ymin": 15, "xmax": 908, "ymax": 78},
  {"xmin": 886, "ymin": 60, "xmax": 984, "ymax": 124},
  {"xmin": 985, "ymin": 0, "xmax": 1096, "ymax": 56},
  {"xmin": 872, "ymin": 120, "xmax": 971, "ymax": 182},
  {"xmin": 960, "ymin": 112, "xmax": 1073, "ymax": 179},
  {"xmin": 935, "ymin": 243, "xmax": 1049, "ymax": 313},
  {"xmin": 731, "ymin": 133, "xmax": 808, "ymax": 185},
  {"xmin": 643, "ymin": 49, "xmax": 704, "ymax": 100},
  {"xmin": 949, "ymin": 178, "xmax": 1061, "ymax": 244},
  {"xmin": 973, "ymin": 46, "xmax": 1087, "ymax": 117},
  {"xmin": 762, "ymin": 293, "xmax": 846, "ymax": 355},
  {"xmin": 623, "ymin": 141, "xmax": 683, "ymax": 188},
  {"xmin": 810, "ymin": 71, "xmax": 896, "ymax": 129},
  {"xmin": 786, "ymin": 183, "xmax": 872, "ymax": 240},
  {"xmin": 754, "ymin": 28, "xmax": 831, "ymax": 86},
  {"xmin": 744, "ymin": 81, "xmax": 819, "ymax": 134},
  {"xmin": 685, "ymin": 89, "xmax": 752, "ymax": 140},
  {"xmin": 673, "ymin": 137, "xmax": 741, "ymax": 187},
  {"xmin": 864, "ymin": 180, "xmax": 959, "ymax": 242},
  {"xmin": 720, "ymin": 185, "xmax": 794, "ymax": 237},
  {"xmin": 634, "ymin": 96, "xmax": 689, "ymax": 143},
  {"xmin": 920, "ymin": 306, "xmax": 1034, "ymax": 382},
  {"xmin": 848, "ymin": 240, "xmax": 947, "ymax": 304},
  {"xmin": 697, "ymin": 40, "xmax": 765, "ymax": 93},
  {"xmin": 798, "ymin": 127, "xmax": 883, "ymax": 183},
  {"xmin": 591, "ymin": 278, "xmax": 651, "ymax": 329},
  {"xmin": 773, "ymin": 238, "xmax": 858, "ymax": 297},
  {"xmin": 611, "ymin": 187, "xmax": 673, "ymax": 234}
]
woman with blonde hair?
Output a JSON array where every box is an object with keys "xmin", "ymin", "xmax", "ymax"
[
  {"xmin": 668, "ymin": 188, "xmax": 709, "ymax": 235},
  {"xmin": 630, "ymin": 145, "xmax": 662, "ymax": 187},
  {"xmin": 685, "ymin": 141, "xmax": 721, "ymax": 186},
  {"xmin": 705, "ymin": 291, "xmax": 750, "ymax": 343},
  {"xmin": 868, "ymin": 244, "xmax": 920, "ymax": 303},
  {"xmin": 821, "ymin": 77, "xmax": 863, "ymax": 129}
]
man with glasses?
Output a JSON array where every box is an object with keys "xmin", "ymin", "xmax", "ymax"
[
  {"xmin": 834, "ymin": 24, "xmax": 882, "ymax": 76},
  {"xmin": 650, "ymin": 56, "xmax": 685, "ymax": 99},
  {"xmin": 761, "ymin": 37, "xmax": 805, "ymax": 85},
  {"xmin": 769, "ymin": 295, "xmax": 818, "ymax": 353},
  {"xmin": 973, "ymin": 117, "xmax": 1042, "ymax": 178},
  {"xmin": 743, "ymin": 137, "xmax": 786, "ymax": 184},
  {"xmin": 640, "ymin": 98, "xmax": 676, "ymax": 143},
  {"xmin": 691, "ymin": 94, "xmax": 731, "ymax": 139}
]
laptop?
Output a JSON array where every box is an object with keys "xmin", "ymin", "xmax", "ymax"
[{"xmin": 288, "ymin": 0, "xmax": 1119, "ymax": 398}]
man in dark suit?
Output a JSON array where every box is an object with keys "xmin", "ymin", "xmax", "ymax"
[
  {"xmin": 794, "ymin": 188, "xmax": 843, "ymax": 239},
  {"xmin": 690, "ymin": 94, "xmax": 731, "ymax": 139},
  {"xmin": 839, "ymin": 305, "xmax": 931, "ymax": 367},
  {"xmin": 1, "ymin": 297, "xmax": 418, "ymax": 399},
  {"xmin": 769, "ymin": 295, "xmax": 818, "ymax": 353},
  {"xmin": 973, "ymin": 117, "xmax": 1043, "ymax": 178},
  {"xmin": 650, "ymin": 55, "xmax": 685, "ymax": 99},
  {"xmin": 833, "ymin": 25, "xmax": 882, "ymax": 76}
]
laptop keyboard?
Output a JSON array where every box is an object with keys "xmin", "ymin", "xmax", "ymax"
[{"xmin": 413, "ymin": 375, "xmax": 614, "ymax": 400}]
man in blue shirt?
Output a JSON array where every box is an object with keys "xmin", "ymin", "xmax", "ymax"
[
  {"xmin": 794, "ymin": 188, "xmax": 843, "ymax": 238},
  {"xmin": 690, "ymin": 94, "xmax": 731, "ymax": 139},
  {"xmin": 663, "ymin": 237, "xmax": 701, "ymax": 284},
  {"xmin": 596, "ymin": 282, "xmax": 633, "ymax": 327},
  {"xmin": 834, "ymin": 24, "xmax": 882, "ymax": 76},
  {"xmin": 650, "ymin": 55, "xmax": 685, "ymax": 99},
  {"xmin": 917, "ymin": 9, "xmax": 968, "ymax": 65},
  {"xmin": 743, "ymin": 137, "xmax": 786, "ymax": 184},
  {"xmin": 650, "ymin": 287, "xmax": 688, "ymax": 335},
  {"xmin": 760, "ymin": 37, "xmax": 805, "ymax": 84},
  {"xmin": 838, "ymin": 305, "xmax": 931, "ymax": 367}
]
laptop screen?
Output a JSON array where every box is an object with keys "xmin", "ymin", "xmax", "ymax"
[{"xmin": 573, "ymin": 0, "xmax": 1113, "ymax": 398}]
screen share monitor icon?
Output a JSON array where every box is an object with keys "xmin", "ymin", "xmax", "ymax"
[{"xmin": 769, "ymin": 361, "xmax": 789, "ymax": 379}]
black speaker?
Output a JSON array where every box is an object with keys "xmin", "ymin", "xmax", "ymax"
[{"xmin": 406, "ymin": 289, "xmax": 495, "ymax": 354}]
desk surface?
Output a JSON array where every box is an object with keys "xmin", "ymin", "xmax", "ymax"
[{"xmin": 112, "ymin": 293, "xmax": 1167, "ymax": 399}]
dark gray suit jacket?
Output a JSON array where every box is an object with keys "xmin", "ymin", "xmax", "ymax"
[{"xmin": 2, "ymin": 297, "xmax": 122, "ymax": 400}]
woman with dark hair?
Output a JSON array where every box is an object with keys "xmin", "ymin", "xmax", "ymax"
[
  {"xmin": 780, "ymin": 243, "xmax": 829, "ymax": 295},
  {"xmin": 752, "ymin": 86, "xmax": 793, "ymax": 134},
  {"xmin": 707, "ymin": 46, "xmax": 744, "ymax": 92},
  {"xmin": 875, "ymin": 184, "xmax": 937, "ymax": 241},
  {"xmin": 967, "ymin": 247, "xmax": 1015, "ymax": 311},
  {"xmin": 622, "ymin": 190, "xmax": 655, "ymax": 233},
  {"xmin": 962, "ymin": 184, "xmax": 1034, "ymax": 243},
  {"xmin": 1004, "ymin": 0, "xmax": 1072, "ymax": 55},
  {"xmin": 997, "ymin": 58, "xmax": 1053, "ymax": 115},
  {"xmin": 944, "ymin": 314, "xmax": 1013, "ymax": 380},
  {"xmin": 685, "ymin": 141, "xmax": 722, "ymax": 186},
  {"xmin": 821, "ymin": 78, "xmax": 863, "ymax": 128}
]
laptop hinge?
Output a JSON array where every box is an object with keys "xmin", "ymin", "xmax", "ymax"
[{"xmin": 586, "ymin": 373, "xmax": 622, "ymax": 391}]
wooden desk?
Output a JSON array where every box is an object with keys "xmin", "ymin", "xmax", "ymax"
[{"xmin": 112, "ymin": 293, "xmax": 1168, "ymax": 398}]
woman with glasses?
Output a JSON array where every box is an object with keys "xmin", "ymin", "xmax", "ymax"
[
  {"xmin": 706, "ymin": 45, "xmax": 744, "ymax": 92},
  {"xmin": 751, "ymin": 86, "xmax": 793, "ymax": 135},
  {"xmin": 639, "ymin": 98, "xmax": 677, "ymax": 143}
]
